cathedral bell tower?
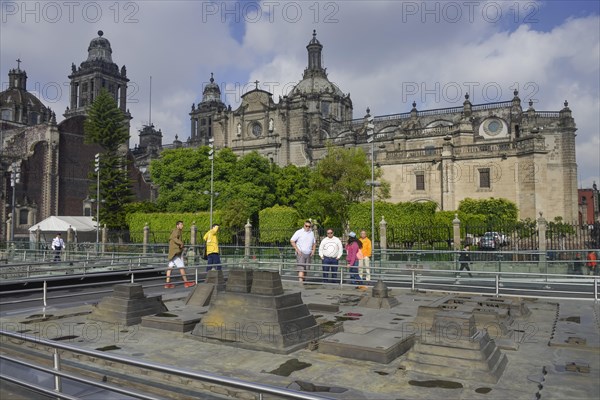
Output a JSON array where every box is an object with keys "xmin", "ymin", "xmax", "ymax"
[{"xmin": 64, "ymin": 30, "xmax": 131, "ymax": 147}]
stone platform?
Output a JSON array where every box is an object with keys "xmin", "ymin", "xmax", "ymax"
[
  {"xmin": 1, "ymin": 282, "xmax": 599, "ymax": 400},
  {"xmin": 319, "ymin": 327, "xmax": 414, "ymax": 363}
]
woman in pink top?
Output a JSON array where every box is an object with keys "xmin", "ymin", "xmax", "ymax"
[{"xmin": 346, "ymin": 232, "xmax": 364, "ymax": 285}]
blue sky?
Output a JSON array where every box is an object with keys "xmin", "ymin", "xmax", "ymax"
[{"xmin": 1, "ymin": 0, "xmax": 599, "ymax": 188}]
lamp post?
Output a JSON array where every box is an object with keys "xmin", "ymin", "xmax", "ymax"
[
  {"xmin": 365, "ymin": 110, "xmax": 378, "ymax": 265},
  {"xmin": 10, "ymin": 161, "xmax": 21, "ymax": 242},
  {"xmin": 205, "ymin": 138, "xmax": 218, "ymax": 227}
]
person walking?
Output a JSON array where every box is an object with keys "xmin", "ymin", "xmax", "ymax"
[
  {"xmin": 345, "ymin": 232, "xmax": 364, "ymax": 286},
  {"xmin": 165, "ymin": 221, "xmax": 195, "ymax": 288},
  {"xmin": 586, "ymin": 249, "xmax": 597, "ymax": 275},
  {"xmin": 290, "ymin": 221, "xmax": 316, "ymax": 283},
  {"xmin": 458, "ymin": 245, "xmax": 473, "ymax": 278},
  {"xmin": 573, "ymin": 253, "xmax": 585, "ymax": 275},
  {"xmin": 318, "ymin": 228, "xmax": 343, "ymax": 283},
  {"xmin": 358, "ymin": 230, "xmax": 372, "ymax": 282},
  {"xmin": 51, "ymin": 233, "xmax": 65, "ymax": 262},
  {"xmin": 203, "ymin": 224, "xmax": 221, "ymax": 271}
]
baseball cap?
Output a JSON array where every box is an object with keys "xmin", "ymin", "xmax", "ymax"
[{"xmin": 349, "ymin": 232, "xmax": 356, "ymax": 238}]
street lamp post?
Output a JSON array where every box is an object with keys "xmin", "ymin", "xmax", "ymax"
[
  {"xmin": 365, "ymin": 111, "xmax": 377, "ymax": 266},
  {"xmin": 10, "ymin": 162, "xmax": 21, "ymax": 242},
  {"xmin": 205, "ymin": 138, "xmax": 217, "ymax": 227},
  {"xmin": 94, "ymin": 153, "xmax": 100, "ymax": 252}
]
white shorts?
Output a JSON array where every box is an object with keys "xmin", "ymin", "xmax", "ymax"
[{"xmin": 168, "ymin": 256, "xmax": 185, "ymax": 269}]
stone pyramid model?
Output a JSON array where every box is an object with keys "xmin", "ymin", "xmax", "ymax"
[
  {"xmin": 357, "ymin": 280, "xmax": 399, "ymax": 308},
  {"xmin": 88, "ymin": 283, "xmax": 167, "ymax": 326},
  {"xmin": 402, "ymin": 310, "xmax": 508, "ymax": 383},
  {"xmin": 191, "ymin": 269, "xmax": 321, "ymax": 354}
]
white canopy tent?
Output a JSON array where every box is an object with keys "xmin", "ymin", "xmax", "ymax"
[{"xmin": 29, "ymin": 216, "xmax": 98, "ymax": 244}]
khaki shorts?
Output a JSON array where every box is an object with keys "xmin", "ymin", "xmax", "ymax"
[{"xmin": 296, "ymin": 252, "xmax": 312, "ymax": 271}]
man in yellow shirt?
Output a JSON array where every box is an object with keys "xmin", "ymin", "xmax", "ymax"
[
  {"xmin": 203, "ymin": 224, "xmax": 221, "ymax": 271},
  {"xmin": 358, "ymin": 230, "xmax": 372, "ymax": 281}
]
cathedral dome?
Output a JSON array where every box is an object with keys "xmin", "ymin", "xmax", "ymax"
[
  {"xmin": 86, "ymin": 30, "xmax": 113, "ymax": 63},
  {"xmin": 0, "ymin": 67, "xmax": 50, "ymax": 126},
  {"xmin": 291, "ymin": 75, "xmax": 344, "ymax": 97}
]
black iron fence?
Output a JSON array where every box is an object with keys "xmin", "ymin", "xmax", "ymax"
[{"xmin": 3, "ymin": 220, "xmax": 598, "ymax": 255}]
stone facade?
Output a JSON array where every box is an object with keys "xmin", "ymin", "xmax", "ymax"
[
  {"xmin": 0, "ymin": 32, "xmax": 151, "ymax": 241},
  {"xmin": 136, "ymin": 30, "xmax": 579, "ymax": 222}
]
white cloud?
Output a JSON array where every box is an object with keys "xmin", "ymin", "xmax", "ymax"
[{"xmin": 1, "ymin": 0, "xmax": 598, "ymax": 187}]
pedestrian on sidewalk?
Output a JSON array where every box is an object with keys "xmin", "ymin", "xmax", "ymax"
[
  {"xmin": 458, "ymin": 245, "xmax": 473, "ymax": 278},
  {"xmin": 165, "ymin": 221, "xmax": 195, "ymax": 288},
  {"xmin": 358, "ymin": 230, "xmax": 372, "ymax": 282},
  {"xmin": 586, "ymin": 250, "xmax": 597, "ymax": 275},
  {"xmin": 290, "ymin": 221, "xmax": 316, "ymax": 283},
  {"xmin": 346, "ymin": 232, "xmax": 364, "ymax": 286},
  {"xmin": 51, "ymin": 233, "xmax": 65, "ymax": 262},
  {"xmin": 319, "ymin": 228, "xmax": 343, "ymax": 283},
  {"xmin": 203, "ymin": 224, "xmax": 221, "ymax": 271}
]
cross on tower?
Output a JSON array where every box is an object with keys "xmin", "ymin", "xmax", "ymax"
[
  {"xmin": 254, "ymin": 80, "xmax": 259, "ymax": 90},
  {"xmin": 16, "ymin": 58, "xmax": 22, "ymax": 70}
]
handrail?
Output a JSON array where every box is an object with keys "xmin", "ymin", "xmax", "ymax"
[
  {"xmin": 1, "ymin": 353, "xmax": 157, "ymax": 399},
  {"xmin": 0, "ymin": 329, "xmax": 333, "ymax": 400},
  {"xmin": 2, "ymin": 259, "xmax": 597, "ymax": 308}
]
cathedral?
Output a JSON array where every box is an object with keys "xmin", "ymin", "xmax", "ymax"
[
  {"xmin": 0, "ymin": 31, "xmax": 151, "ymax": 241},
  {"xmin": 1, "ymin": 30, "xmax": 580, "ymax": 242},
  {"xmin": 135, "ymin": 30, "xmax": 579, "ymax": 222}
]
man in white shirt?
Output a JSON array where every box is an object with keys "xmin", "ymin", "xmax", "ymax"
[
  {"xmin": 318, "ymin": 228, "xmax": 343, "ymax": 283},
  {"xmin": 290, "ymin": 220, "xmax": 316, "ymax": 283},
  {"xmin": 51, "ymin": 233, "xmax": 65, "ymax": 262}
]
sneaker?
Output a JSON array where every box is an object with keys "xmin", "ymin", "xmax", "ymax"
[
  {"xmin": 184, "ymin": 282, "xmax": 196, "ymax": 288},
  {"xmin": 164, "ymin": 283, "xmax": 175, "ymax": 289}
]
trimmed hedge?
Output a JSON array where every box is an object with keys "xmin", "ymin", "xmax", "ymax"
[
  {"xmin": 126, "ymin": 212, "xmax": 226, "ymax": 243},
  {"xmin": 259, "ymin": 205, "xmax": 299, "ymax": 243}
]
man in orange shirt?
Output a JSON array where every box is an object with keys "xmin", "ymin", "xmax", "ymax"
[
  {"xmin": 358, "ymin": 230, "xmax": 372, "ymax": 282},
  {"xmin": 586, "ymin": 250, "xmax": 597, "ymax": 275}
]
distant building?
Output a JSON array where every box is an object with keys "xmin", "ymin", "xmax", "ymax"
[
  {"xmin": 578, "ymin": 183, "xmax": 600, "ymax": 225},
  {"xmin": 135, "ymin": 30, "xmax": 580, "ymax": 222},
  {"xmin": 0, "ymin": 31, "xmax": 151, "ymax": 241}
]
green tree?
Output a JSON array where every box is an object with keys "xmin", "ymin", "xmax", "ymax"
[
  {"xmin": 84, "ymin": 88, "xmax": 133, "ymax": 231},
  {"xmin": 305, "ymin": 145, "xmax": 389, "ymax": 228},
  {"xmin": 273, "ymin": 164, "xmax": 312, "ymax": 208},
  {"xmin": 149, "ymin": 147, "xmax": 212, "ymax": 212},
  {"xmin": 150, "ymin": 149, "xmax": 277, "ymax": 228},
  {"xmin": 220, "ymin": 151, "xmax": 277, "ymax": 228}
]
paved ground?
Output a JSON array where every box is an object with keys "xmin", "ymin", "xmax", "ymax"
[{"xmin": 1, "ymin": 282, "xmax": 599, "ymax": 399}]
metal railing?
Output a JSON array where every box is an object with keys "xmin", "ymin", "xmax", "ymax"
[
  {"xmin": 2, "ymin": 253, "xmax": 598, "ymax": 305},
  {"xmin": 0, "ymin": 330, "xmax": 331, "ymax": 400}
]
